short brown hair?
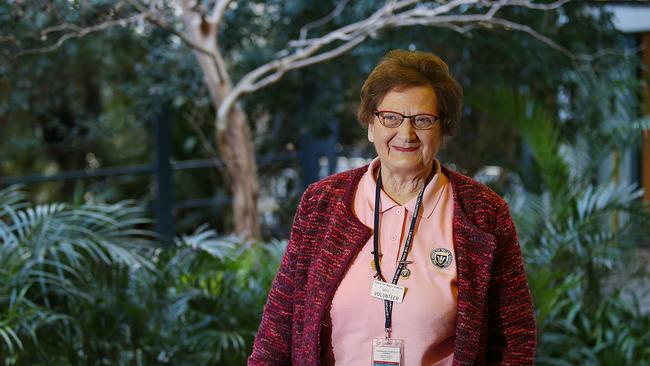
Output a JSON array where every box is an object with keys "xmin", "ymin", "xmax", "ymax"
[{"xmin": 357, "ymin": 49, "xmax": 463, "ymax": 136}]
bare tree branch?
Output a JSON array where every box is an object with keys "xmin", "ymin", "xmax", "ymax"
[
  {"xmin": 14, "ymin": 0, "xmax": 583, "ymax": 138},
  {"xmin": 498, "ymin": 0, "xmax": 572, "ymax": 11},
  {"xmin": 209, "ymin": 0, "xmax": 234, "ymax": 28},
  {"xmin": 299, "ymin": 0, "xmax": 352, "ymax": 42},
  {"xmin": 435, "ymin": 23, "xmax": 477, "ymax": 34},
  {"xmin": 178, "ymin": 0, "xmax": 231, "ymax": 87},
  {"xmin": 388, "ymin": 14, "xmax": 572, "ymax": 57},
  {"xmin": 216, "ymin": 0, "xmax": 576, "ymax": 132},
  {"xmin": 16, "ymin": 10, "xmax": 157, "ymax": 57},
  {"xmin": 575, "ymin": 43, "xmax": 646, "ymax": 64},
  {"xmin": 41, "ymin": 23, "xmax": 82, "ymax": 36},
  {"xmin": 291, "ymin": 0, "xmax": 422, "ymax": 49},
  {"xmin": 481, "ymin": 17, "xmax": 573, "ymax": 57},
  {"xmin": 126, "ymin": 0, "xmax": 231, "ymax": 86}
]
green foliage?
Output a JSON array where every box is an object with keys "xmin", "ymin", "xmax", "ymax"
[
  {"xmin": 0, "ymin": 184, "xmax": 155, "ymax": 363},
  {"xmin": 473, "ymin": 79, "xmax": 650, "ymax": 364},
  {"xmin": 472, "ymin": 86, "xmax": 569, "ymax": 197},
  {"xmin": 158, "ymin": 227, "xmax": 283, "ymax": 365},
  {"xmin": 2, "ymin": 1, "xmax": 648, "ymax": 363},
  {"xmin": 537, "ymin": 283, "xmax": 650, "ymax": 365},
  {"xmin": 0, "ymin": 186, "xmax": 284, "ymax": 365}
]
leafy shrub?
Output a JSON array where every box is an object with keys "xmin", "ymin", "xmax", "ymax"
[
  {"xmin": 157, "ymin": 226, "xmax": 284, "ymax": 365},
  {"xmin": 474, "ymin": 82, "xmax": 650, "ymax": 364},
  {"xmin": 537, "ymin": 285, "xmax": 650, "ymax": 365},
  {"xmin": 0, "ymin": 185, "xmax": 284, "ymax": 365}
]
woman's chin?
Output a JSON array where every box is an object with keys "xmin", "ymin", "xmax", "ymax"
[{"xmin": 383, "ymin": 159, "xmax": 430, "ymax": 177}]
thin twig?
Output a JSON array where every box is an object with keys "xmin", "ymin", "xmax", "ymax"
[
  {"xmin": 41, "ymin": 23, "xmax": 82, "ymax": 36},
  {"xmin": 186, "ymin": 110, "xmax": 220, "ymax": 158},
  {"xmin": 16, "ymin": 10, "xmax": 156, "ymax": 57},
  {"xmin": 299, "ymin": 0, "xmax": 352, "ymax": 42},
  {"xmin": 499, "ymin": 0, "xmax": 572, "ymax": 11}
]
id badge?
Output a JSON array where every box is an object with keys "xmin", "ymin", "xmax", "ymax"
[
  {"xmin": 370, "ymin": 279, "xmax": 405, "ymax": 303},
  {"xmin": 371, "ymin": 338, "xmax": 403, "ymax": 366}
]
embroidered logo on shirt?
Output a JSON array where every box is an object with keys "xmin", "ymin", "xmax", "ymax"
[{"xmin": 430, "ymin": 248, "xmax": 453, "ymax": 269}]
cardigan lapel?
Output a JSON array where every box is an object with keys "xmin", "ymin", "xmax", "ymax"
[
  {"xmin": 307, "ymin": 168, "xmax": 373, "ymax": 363},
  {"xmin": 445, "ymin": 168, "xmax": 498, "ymax": 364}
]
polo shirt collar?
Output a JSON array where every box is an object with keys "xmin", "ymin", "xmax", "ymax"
[{"xmin": 361, "ymin": 157, "xmax": 447, "ymax": 219}]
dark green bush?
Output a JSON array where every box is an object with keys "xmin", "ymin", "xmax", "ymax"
[
  {"xmin": 474, "ymin": 82, "xmax": 650, "ymax": 365},
  {"xmin": 0, "ymin": 186, "xmax": 284, "ymax": 365}
]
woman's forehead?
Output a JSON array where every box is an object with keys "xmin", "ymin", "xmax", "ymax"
[{"xmin": 377, "ymin": 86, "xmax": 438, "ymax": 112}]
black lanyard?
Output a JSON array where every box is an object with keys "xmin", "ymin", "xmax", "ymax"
[{"xmin": 372, "ymin": 167, "xmax": 430, "ymax": 337}]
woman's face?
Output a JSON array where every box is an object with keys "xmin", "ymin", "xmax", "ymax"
[{"xmin": 368, "ymin": 85, "xmax": 443, "ymax": 179}]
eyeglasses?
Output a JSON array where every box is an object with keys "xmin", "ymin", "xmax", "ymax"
[{"xmin": 374, "ymin": 110, "xmax": 439, "ymax": 130}]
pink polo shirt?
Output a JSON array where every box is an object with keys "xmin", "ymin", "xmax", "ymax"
[{"xmin": 327, "ymin": 157, "xmax": 457, "ymax": 365}]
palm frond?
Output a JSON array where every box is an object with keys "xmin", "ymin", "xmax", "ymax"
[
  {"xmin": 0, "ymin": 324, "xmax": 23, "ymax": 353},
  {"xmin": 0, "ymin": 185, "xmax": 27, "ymax": 216},
  {"xmin": 470, "ymin": 85, "xmax": 570, "ymax": 196},
  {"xmin": 174, "ymin": 224, "xmax": 236, "ymax": 260},
  {"xmin": 0, "ymin": 188, "xmax": 157, "ymax": 357},
  {"xmin": 575, "ymin": 182, "xmax": 643, "ymax": 221},
  {"xmin": 609, "ymin": 115, "xmax": 650, "ymax": 148}
]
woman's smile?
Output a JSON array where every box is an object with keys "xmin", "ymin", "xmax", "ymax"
[{"xmin": 391, "ymin": 145, "xmax": 419, "ymax": 152}]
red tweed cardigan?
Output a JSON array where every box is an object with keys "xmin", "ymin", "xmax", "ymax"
[{"xmin": 249, "ymin": 165, "xmax": 536, "ymax": 365}]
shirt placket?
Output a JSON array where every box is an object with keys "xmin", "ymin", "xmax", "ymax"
[{"xmin": 380, "ymin": 206, "xmax": 408, "ymax": 275}]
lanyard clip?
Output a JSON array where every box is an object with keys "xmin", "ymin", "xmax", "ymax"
[{"xmin": 385, "ymin": 328, "xmax": 392, "ymax": 339}]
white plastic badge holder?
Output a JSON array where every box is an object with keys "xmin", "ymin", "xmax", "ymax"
[{"xmin": 371, "ymin": 338, "xmax": 403, "ymax": 366}]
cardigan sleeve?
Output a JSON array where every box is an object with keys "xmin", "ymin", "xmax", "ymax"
[
  {"xmin": 248, "ymin": 189, "xmax": 311, "ymax": 365},
  {"xmin": 485, "ymin": 201, "xmax": 537, "ymax": 365}
]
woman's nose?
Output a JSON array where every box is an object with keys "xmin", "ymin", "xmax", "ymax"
[{"xmin": 397, "ymin": 118, "xmax": 417, "ymax": 140}]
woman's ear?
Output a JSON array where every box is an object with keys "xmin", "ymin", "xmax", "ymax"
[
  {"xmin": 439, "ymin": 133, "xmax": 450, "ymax": 150},
  {"xmin": 367, "ymin": 123, "xmax": 374, "ymax": 143}
]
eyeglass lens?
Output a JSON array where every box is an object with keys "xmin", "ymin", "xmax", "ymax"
[{"xmin": 377, "ymin": 111, "xmax": 436, "ymax": 129}]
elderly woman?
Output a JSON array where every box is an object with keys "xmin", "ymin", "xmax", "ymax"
[{"xmin": 249, "ymin": 50, "xmax": 536, "ymax": 365}]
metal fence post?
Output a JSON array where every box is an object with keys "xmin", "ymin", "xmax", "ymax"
[{"xmin": 154, "ymin": 107, "xmax": 174, "ymax": 245}]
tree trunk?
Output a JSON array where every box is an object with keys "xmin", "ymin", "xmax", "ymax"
[
  {"xmin": 217, "ymin": 103, "xmax": 260, "ymax": 239},
  {"xmin": 181, "ymin": 3, "xmax": 260, "ymax": 239}
]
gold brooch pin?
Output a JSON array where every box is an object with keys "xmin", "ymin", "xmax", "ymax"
[{"xmin": 370, "ymin": 252, "xmax": 383, "ymax": 272}]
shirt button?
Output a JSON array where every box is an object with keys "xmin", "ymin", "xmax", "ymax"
[
  {"xmin": 391, "ymin": 234, "xmax": 398, "ymax": 241},
  {"xmin": 396, "ymin": 208, "xmax": 402, "ymax": 215}
]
